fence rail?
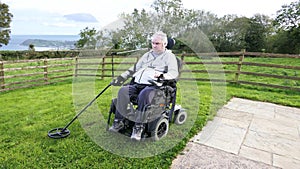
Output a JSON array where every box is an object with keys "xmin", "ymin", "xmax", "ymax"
[
  {"xmin": 0, "ymin": 51, "xmax": 299, "ymax": 92},
  {"xmin": 0, "ymin": 57, "xmax": 74, "ymax": 92}
]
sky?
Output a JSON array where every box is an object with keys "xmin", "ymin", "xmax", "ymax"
[{"xmin": 1, "ymin": 0, "xmax": 296, "ymax": 35}]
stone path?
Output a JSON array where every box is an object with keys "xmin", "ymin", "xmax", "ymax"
[{"xmin": 171, "ymin": 97, "xmax": 300, "ymax": 169}]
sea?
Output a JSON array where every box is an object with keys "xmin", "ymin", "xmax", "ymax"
[{"xmin": 0, "ymin": 35, "xmax": 80, "ymax": 51}]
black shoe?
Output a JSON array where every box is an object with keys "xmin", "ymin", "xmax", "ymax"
[
  {"xmin": 109, "ymin": 120, "xmax": 124, "ymax": 132},
  {"xmin": 131, "ymin": 125, "xmax": 144, "ymax": 141}
]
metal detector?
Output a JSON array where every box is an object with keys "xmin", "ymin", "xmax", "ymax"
[{"xmin": 48, "ymin": 83, "xmax": 111, "ymax": 139}]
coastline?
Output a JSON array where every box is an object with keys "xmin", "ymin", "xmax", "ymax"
[{"xmin": 0, "ymin": 35, "xmax": 80, "ymax": 51}]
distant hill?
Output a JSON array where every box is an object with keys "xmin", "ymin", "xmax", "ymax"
[{"xmin": 21, "ymin": 39, "xmax": 77, "ymax": 49}]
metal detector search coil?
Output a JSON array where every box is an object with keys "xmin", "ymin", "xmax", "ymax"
[{"xmin": 48, "ymin": 128, "xmax": 70, "ymax": 139}]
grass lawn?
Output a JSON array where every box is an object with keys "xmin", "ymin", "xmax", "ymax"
[{"xmin": 1, "ymin": 78, "xmax": 299, "ymax": 168}]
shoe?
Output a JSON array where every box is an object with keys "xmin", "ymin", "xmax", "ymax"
[
  {"xmin": 109, "ymin": 120, "xmax": 124, "ymax": 132},
  {"xmin": 131, "ymin": 125, "xmax": 144, "ymax": 141}
]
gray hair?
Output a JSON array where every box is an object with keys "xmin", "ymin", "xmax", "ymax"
[{"xmin": 151, "ymin": 31, "xmax": 168, "ymax": 46}]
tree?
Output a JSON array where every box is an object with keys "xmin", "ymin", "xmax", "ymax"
[
  {"xmin": 245, "ymin": 14, "xmax": 272, "ymax": 52},
  {"xmin": 28, "ymin": 44, "xmax": 35, "ymax": 51},
  {"xmin": 74, "ymin": 0, "xmax": 276, "ymax": 53},
  {"xmin": 117, "ymin": 0, "xmax": 193, "ymax": 49},
  {"xmin": 75, "ymin": 27, "xmax": 98, "ymax": 49},
  {"xmin": 120, "ymin": 9, "xmax": 153, "ymax": 49},
  {"xmin": 274, "ymin": 0, "xmax": 300, "ymax": 30},
  {"xmin": 0, "ymin": 2, "xmax": 13, "ymax": 48},
  {"xmin": 271, "ymin": 0, "xmax": 300, "ymax": 54},
  {"xmin": 210, "ymin": 14, "xmax": 272, "ymax": 52},
  {"xmin": 150, "ymin": 0, "xmax": 188, "ymax": 35},
  {"xmin": 210, "ymin": 15, "xmax": 246, "ymax": 52}
]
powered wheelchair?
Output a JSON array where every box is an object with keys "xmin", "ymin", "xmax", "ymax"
[{"xmin": 107, "ymin": 57, "xmax": 187, "ymax": 141}]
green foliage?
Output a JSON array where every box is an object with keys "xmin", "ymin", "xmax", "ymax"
[
  {"xmin": 150, "ymin": 0, "xmax": 188, "ymax": 34},
  {"xmin": 28, "ymin": 44, "xmax": 35, "ymax": 51},
  {"xmin": 270, "ymin": 0, "xmax": 300, "ymax": 54},
  {"xmin": 245, "ymin": 15, "xmax": 271, "ymax": 52},
  {"xmin": 77, "ymin": 0, "xmax": 274, "ymax": 53},
  {"xmin": 74, "ymin": 0, "xmax": 297, "ymax": 54},
  {"xmin": 268, "ymin": 28, "xmax": 299, "ymax": 54},
  {"xmin": 75, "ymin": 27, "xmax": 98, "ymax": 49},
  {"xmin": 0, "ymin": 2, "xmax": 13, "ymax": 48},
  {"xmin": 210, "ymin": 15, "xmax": 272, "ymax": 52},
  {"xmin": 0, "ymin": 50, "xmax": 79, "ymax": 60},
  {"xmin": 75, "ymin": 27, "xmax": 114, "ymax": 50},
  {"xmin": 274, "ymin": 0, "xmax": 300, "ymax": 30},
  {"xmin": 120, "ymin": 8, "xmax": 153, "ymax": 49}
]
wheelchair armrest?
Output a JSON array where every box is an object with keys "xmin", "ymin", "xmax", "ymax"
[
  {"xmin": 148, "ymin": 79, "xmax": 163, "ymax": 87},
  {"xmin": 148, "ymin": 79, "xmax": 177, "ymax": 92}
]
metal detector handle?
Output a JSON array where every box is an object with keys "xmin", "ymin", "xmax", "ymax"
[{"xmin": 61, "ymin": 83, "xmax": 112, "ymax": 131}]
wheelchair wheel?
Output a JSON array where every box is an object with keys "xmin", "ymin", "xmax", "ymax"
[
  {"xmin": 174, "ymin": 110, "xmax": 187, "ymax": 125},
  {"xmin": 151, "ymin": 118, "xmax": 169, "ymax": 141}
]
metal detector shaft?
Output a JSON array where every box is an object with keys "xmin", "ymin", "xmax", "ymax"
[{"xmin": 61, "ymin": 83, "xmax": 111, "ymax": 131}]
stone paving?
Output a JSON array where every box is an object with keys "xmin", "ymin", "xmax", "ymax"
[{"xmin": 171, "ymin": 97, "xmax": 300, "ymax": 169}]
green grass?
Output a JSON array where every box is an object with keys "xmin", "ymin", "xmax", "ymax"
[
  {"xmin": 1, "ymin": 55, "xmax": 300, "ymax": 168},
  {"xmin": 1, "ymin": 78, "xmax": 299, "ymax": 168}
]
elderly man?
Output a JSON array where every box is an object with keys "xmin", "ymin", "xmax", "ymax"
[{"xmin": 109, "ymin": 31, "xmax": 178, "ymax": 141}]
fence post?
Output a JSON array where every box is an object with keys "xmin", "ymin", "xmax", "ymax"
[
  {"xmin": 101, "ymin": 57, "xmax": 105, "ymax": 80},
  {"xmin": 111, "ymin": 55, "xmax": 114, "ymax": 79},
  {"xmin": 44, "ymin": 58, "xmax": 48, "ymax": 83},
  {"xmin": 75, "ymin": 56, "xmax": 78, "ymax": 77},
  {"xmin": 235, "ymin": 49, "xmax": 245, "ymax": 83},
  {"xmin": 0, "ymin": 61, "xmax": 4, "ymax": 89},
  {"xmin": 180, "ymin": 52, "xmax": 185, "ymax": 62}
]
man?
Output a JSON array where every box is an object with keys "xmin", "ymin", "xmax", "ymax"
[{"xmin": 109, "ymin": 31, "xmax": 178, "ymax": 141}]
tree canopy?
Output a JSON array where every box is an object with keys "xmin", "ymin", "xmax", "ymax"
[
  {"xmin": 0, "ymin": 2, "xmax": 13, "ymax": 48},
  {"xmin": 271, "ymin": 0, "xmax": 300, "ymax": 54},
  {"xmin": 76, "ymin": 0, "xmax": 299, "ymax": 54}
]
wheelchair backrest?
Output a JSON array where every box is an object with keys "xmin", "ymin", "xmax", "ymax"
[{"xmin": 175, "ymin": 56, "xmax": 183, "ymax": 78}]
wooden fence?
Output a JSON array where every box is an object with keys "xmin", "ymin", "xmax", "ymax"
[
  {"xmin": 180, "ymin": 50, "xmax": 300, "ymax": 91},
  {"xmin": 0, "ymin": 58, "xmax": 74, "ymax": 92},
  {"xmin": 0, "ymin": 51, "xmax": 299, "ymax": 92}
]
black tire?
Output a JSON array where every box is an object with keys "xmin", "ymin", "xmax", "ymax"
[
  {"xmin": 151, "ymin": 118, "xmax": 169, "ymax": 141},
  {"xmin": 174, "ymin": 111, "xmax": 187, "ymax": 125}
]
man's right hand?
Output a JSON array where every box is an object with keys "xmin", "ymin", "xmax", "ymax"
[{"xmin": 111, "ymin": 76, "xmax": 125, "ymax": 86}]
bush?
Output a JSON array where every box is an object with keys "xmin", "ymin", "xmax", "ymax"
[{"xmin": 0, "ymin": 50, "xmax": 80, "ymax": 61}]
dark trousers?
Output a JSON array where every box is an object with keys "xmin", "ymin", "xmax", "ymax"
[{"xmin": 114, "ymin": 84, "xmax": 157, "ymax": 124}]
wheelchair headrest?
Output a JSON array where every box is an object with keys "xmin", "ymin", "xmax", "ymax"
[{"xmin": 166, "ymin": 37, "xmax": 175, "ymax": 50}]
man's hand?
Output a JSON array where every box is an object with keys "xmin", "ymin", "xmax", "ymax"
[
  {"xmin": 154, "ymin": 71, "xmax": 164, "ymax": 78},
  {"xmin": 111, "ymin": 76, "xmax": 125, "ymax": 86}
]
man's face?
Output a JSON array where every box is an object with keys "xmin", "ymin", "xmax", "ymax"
[{"xmin": 151, "ymin": 36, "xmax": 165, "ymax": 53}]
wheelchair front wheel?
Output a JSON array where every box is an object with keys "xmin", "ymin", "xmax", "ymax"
[
  {"xmin": 174, "ymin": 110, "xmax": 187, "ymax": 125},
  {"xmin": 151, "ymin": 118, "xmax": 169, "ymax": 141}
]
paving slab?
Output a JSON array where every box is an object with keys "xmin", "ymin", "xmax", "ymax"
[
  {"xmin": 193, "ymin": 116, "xmax": 247, "ymax": 154},
  {"xmin": 239, "ymin": 145, "xmax": 272, "ymax": 165},
  {"xmin": 171, "ymin": 97, "xmax": 300, "ymax": 169},
  {"xmin": 171, "ymin": 142, "xmax": 279, "ymax": 169}
]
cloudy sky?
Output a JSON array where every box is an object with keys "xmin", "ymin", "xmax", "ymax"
[{"xmin": 1, "ymin": 0, "xmax": 296, "ymax": 35}]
